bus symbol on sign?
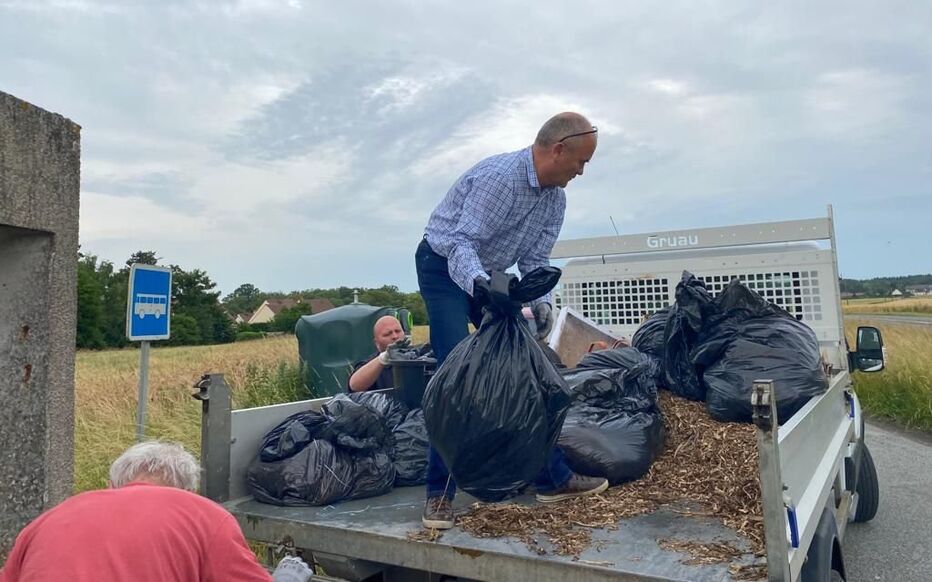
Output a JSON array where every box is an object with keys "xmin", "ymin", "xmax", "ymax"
[{"xmin": 134, "ymin": 293, "xmax": 168, "ymax": 319}]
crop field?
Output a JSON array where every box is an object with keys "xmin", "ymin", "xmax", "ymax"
[{"xmin": 843, "ymin": 296, "xmax": 932, "ymax": 315}]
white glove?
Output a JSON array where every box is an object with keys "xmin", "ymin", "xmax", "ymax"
[
  {"xmin": 378, "ymin": 337, "xmax": 411, "ymax": 365},
  {"xmin": 271, "ymin": 555, "xmax": 313, "ymax": 582}
]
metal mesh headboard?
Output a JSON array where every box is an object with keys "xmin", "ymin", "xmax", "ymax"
[{"xmin": 557, "ymin": 269, "xmax": 824, "ymax": 329}]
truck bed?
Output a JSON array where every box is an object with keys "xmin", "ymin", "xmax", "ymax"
[{"xmin": 227, "ymin": 484, "xmax": 757, "ymax": 582}]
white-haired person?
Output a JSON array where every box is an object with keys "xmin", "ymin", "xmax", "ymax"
[{"xmin": 0, "ymin": 440, "xmax": 312, "ymax": 582}]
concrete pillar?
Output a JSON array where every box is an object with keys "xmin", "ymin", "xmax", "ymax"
[{"xmin": 0, "ymin": 91, "xmax": 81, "ymax": 556}]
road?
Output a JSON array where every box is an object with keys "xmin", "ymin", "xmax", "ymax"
[
  {"xmin": 847, "ymin": 314, "xmax": 932, "ymax": 327},
  {"xmin": 843, "ymin": 421, "xmax": 932, "ymax": 581}
]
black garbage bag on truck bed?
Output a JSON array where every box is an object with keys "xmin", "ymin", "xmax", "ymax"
[
  {"xmin": 247, "ymin": 394, "xmax": 396, "ymax": 506},
  {"xmin": 392, "ymin": 409, "xmax": 429, "ymax": 486},
  {"xmin": 558, "ymin": 353, "xmax": 665, "ymax": 485},
  {"xmin": 347, "ymin": 390, "xmax": 409, "ymax": 431},
  {"xmin": 693, "ymin": 280, "xmax": 828, "ymax": 424},
  {"xmin": 630, "ymin": 307, "xmax": 670, "ymax": 386},
  {"xmin": 662, "ymin": 272, "xmax": 714, "ymax": 400},
  {"xmin": 578, "ymin": 346, "xmax": 654, "ymax": 373},
  {"xmin": 423, "ymin": 268, "xmax": 572, "ymax": 502}
]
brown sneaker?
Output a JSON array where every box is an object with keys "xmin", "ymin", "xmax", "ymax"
[
  {"xmin": 422, "ymin": 496, "xmax": 455, "ymax": 529},
  {"xmin": 535, "ymin": 474, "xmax": 609, "ymax": 504}
]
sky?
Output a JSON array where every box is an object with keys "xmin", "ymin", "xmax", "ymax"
[{"xmin": 2, "ymin": 0, "xmax": 930, "ymax": 295}]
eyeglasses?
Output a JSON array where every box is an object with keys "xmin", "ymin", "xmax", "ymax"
[{"xmin": 558, "ymin": 126, "xmax": 598, "ymax": 143}]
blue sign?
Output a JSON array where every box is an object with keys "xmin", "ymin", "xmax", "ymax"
[{"xmin": 126, "ymin": 264, "xmax": 172, "ymax": 341}]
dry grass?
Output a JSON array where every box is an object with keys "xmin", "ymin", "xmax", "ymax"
[
  {"xmin": 845, "ymin": 321, "xmax": 932, "ymax": 431},
  {"xmin": 452, "ymin": 394, "xmax": 764, "ymax": 576},
  {"xmin": 843, "ymin": 296, "xmax": 932, "ymax": 315},
  {"xmin": 74, "ymin": 336, "xmax": 300, "ymax": 492},
  {"xmin": 411, "ymin": 325, "xmax": 429, "ymax": 345}
]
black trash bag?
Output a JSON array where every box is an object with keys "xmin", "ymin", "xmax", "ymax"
[
  {"xmin": 247, "ymin": 395, "xmax": 396, "ymax": 506},
  {"xmin": 538, "ymin": 340, "xmax": 566, "ymax": 369},
  {"xmin": 423, "ymin": 268, "xmax": 572, "ymax": 502},
  {"xmin": 693, "ymin": 280, "xmax": 828, "ymax": 424},
  {"xmin": 558, "ymin": 364, "xmax": 665, "ymax": 485},
  {"xmin": 348, "ymin": 390, "xmax": 409, "ymax": 431},
  {"xmin": 578, "ymin": 346, "xmax": 651, "ymax": 372},
  {"xmin": 319, "ymin": 394, "xmax": 395, "ymax": 452},
  {"xmin": 631, "ymin": 308, "xmax": 669, "ymax": 358},
  {"xmin": 392, "ymin": 409, "xmax": 429, "ymax": 486},
  {"xmin": 259, "ymin": 410, "xmax": 330, "ymax": 462},
  {"xmin": 662, "ymin": 272, "xmax": 714, "ymax": 400},
  {"xmin": 631, "ymin": 308, "xmax": 670, "ymax": 386},
  {"xmin": 249, "ymin": 439, "xmax": 357, "ymax": 506}
]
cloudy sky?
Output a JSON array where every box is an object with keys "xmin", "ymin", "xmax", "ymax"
[{"xmin": 2, "ymin": 0, "xmax": 929, "ymax": 295}]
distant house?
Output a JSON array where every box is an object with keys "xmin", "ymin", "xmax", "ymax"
[
  {"xmin": 233, "ymin": 313, "xmax": 252, "ymax": 325},
  {"xmin": 246, "ymin": 298, "xmax": 335, "ymax": 325},
  {"xmin": 890, "ymin": 289, "xmax": 903, "ymax": 297},
  {"xmin": 307, "ymin": 298, "xmax": 336, "ymax": 315},
  {"xmin": 905, "ymin": 284, "xmax": 932, "ymax": 296}
]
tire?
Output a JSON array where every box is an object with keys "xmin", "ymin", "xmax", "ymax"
[{"xmin": 853, "ymin": 444, "xmax": 879, "ymax": 522}]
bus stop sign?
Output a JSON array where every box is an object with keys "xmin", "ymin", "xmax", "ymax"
[{"xmin": 126, "ymin": 264, "xmax": 172, "ymax": 341}]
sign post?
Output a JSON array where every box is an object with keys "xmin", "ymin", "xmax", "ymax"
[{"xmin": 126, "ymin": 264, "xmax": 172, "ymax": 441}]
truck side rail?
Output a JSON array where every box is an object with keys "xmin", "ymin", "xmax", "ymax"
[{"xmin": 753, "ymin": 373, "xmax": 855, "ymax": 582}]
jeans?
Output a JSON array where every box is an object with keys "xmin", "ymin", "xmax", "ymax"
[{"xmin": 415, "ymin": 238, "xmax": 572, "ymax": 499}]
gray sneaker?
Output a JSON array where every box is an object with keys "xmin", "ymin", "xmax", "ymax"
[
  {"xmin": 422, "ymin": 496, "xmax": 455, "ymax": 529},
  {"xmin": 535, "ymin": 474, "xmax": 609, "ymax": 503}
]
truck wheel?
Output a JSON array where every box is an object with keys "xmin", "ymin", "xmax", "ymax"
[{"xmin": 853, "ymin": 444, "xmax": 879, "ymax": 522}]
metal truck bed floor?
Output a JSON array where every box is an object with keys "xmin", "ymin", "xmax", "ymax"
[{"xmin": 228, "ymin": 485, "xmax": 756, "ymax": 582}]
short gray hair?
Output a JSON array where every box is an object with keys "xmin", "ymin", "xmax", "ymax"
[
  {"xmin": 109, "ymin": 440, "xmax": 200, "ymax": 492},
  {"xmin": 535, "ymin": 112, "xmax": 594, "ymax": 147}
]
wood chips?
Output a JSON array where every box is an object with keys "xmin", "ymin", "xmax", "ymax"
[{"xmin": 429, "ymin": 393, "xmax": 768, "ymax": 578}]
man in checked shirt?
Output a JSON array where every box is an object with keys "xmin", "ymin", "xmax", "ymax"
[{"xmin": 415, "ymin": 112, "xmax": 607, "ymax": 529}]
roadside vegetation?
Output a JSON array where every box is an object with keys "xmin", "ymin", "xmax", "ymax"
[
  {"xmin": 74, "ymin": 336, "xmax": 305, "ymax": 492},
  {"xmin": 845, "ymin": 320, "xmax": 932, "ymax": 432},
  {"xmin": 843, "ymin": 296, "xmax": 932, "ymax": 315}
]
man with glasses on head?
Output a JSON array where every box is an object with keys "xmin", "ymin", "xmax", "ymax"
[{"xmin": 415, "ymin": 112, "xmax": 606, "ymax": 530}]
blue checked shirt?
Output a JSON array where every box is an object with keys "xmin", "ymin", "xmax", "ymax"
[{"xmin": 424, "ymin": 146, "xmax": 566, "ymax": 305}]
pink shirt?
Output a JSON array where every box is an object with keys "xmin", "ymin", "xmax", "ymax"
[{"xmin": 0, "ymin": 483, "xmax": 272, "ymax": 582}]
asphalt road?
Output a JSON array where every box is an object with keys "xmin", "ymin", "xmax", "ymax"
[
  {"xmin": 847, "ymin": 314, "xmax": 932, "ymax": 327},
  {"xmin": 843, "ymin": 421, "xmax": 932, "ymax": 581}
]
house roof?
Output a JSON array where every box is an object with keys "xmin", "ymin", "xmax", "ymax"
[
  {"xmin": 263, "ymin": 298, "xmax": 300, "ymax": 315},
  {"xmin": 308, "ymin": 298, "xmax": 335, "ymax": 314}
]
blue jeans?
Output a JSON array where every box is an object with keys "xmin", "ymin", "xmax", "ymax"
[{"xmin": 415, "ymin": 238, "xmax": 572, "ymax": 499}]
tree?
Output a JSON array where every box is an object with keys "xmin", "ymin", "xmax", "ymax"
[
  {"xmin": 167, "ymin": 314, "xmax": 201, "ymax": 346},
  {"xmin": 171, "ymin": 266, "xmax": 234, "ymax": 345},
  {"xmin": 222, "ymin": 283, "xmax": 264, "ymax": 316},
  {"xmin": 125, "ymin": 250, "xmax": 160, "ymax": 268},
  {"xmin": 269, "ymin": 303, "xmax": 314, "ymax": 333},
  {"xmin": 76, "ymin": 254, "xmax": 106, "ymax": 349}
]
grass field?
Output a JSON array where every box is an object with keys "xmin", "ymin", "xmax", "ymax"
[
  {"xmin": 845, "ymin": 320, "xmax": 932, "ymax": 431},
  {"xmin": 74, "ymin": 335, "xmax": 304, "ymax": 492},
  {"xmin": 843, "ymin": 296, "xmax": 932, "ymax": 315}
]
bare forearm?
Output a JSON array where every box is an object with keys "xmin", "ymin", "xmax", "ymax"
[{"xmin": 348, "ymin": 357, "xmax": 385, "ymax": 392}]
